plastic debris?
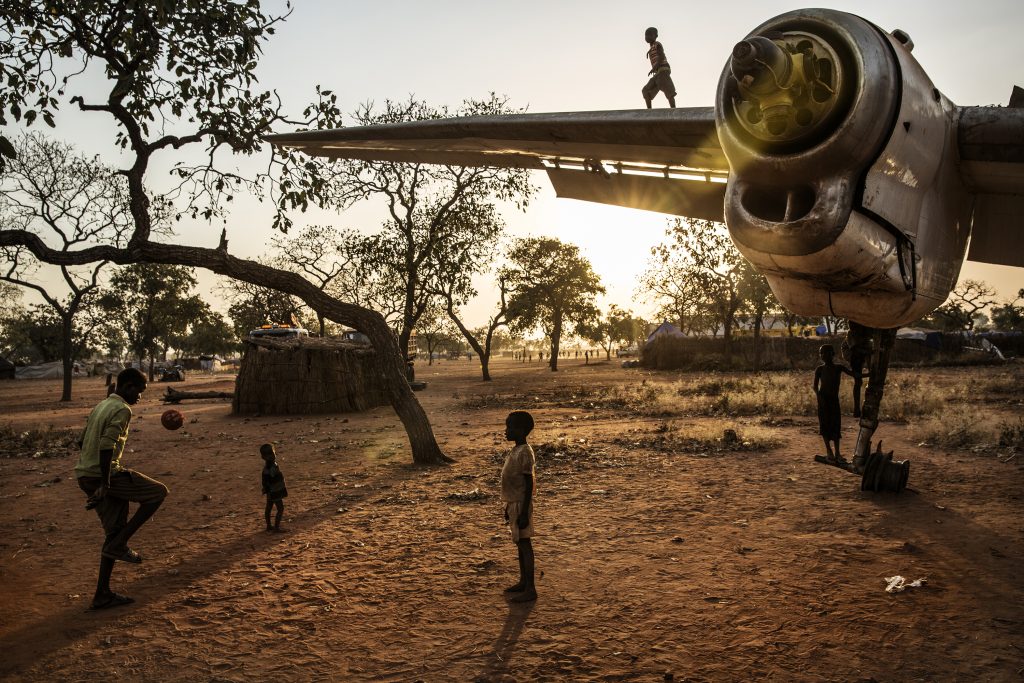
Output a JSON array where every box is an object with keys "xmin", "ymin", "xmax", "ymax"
[{"xmin": 884, "ymin": 575, "xmax": 927, "ymax": 593}]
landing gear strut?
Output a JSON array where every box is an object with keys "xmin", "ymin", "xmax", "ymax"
[
  {"xmin": 851, "ymin": 326, "xmax": 897, "ymax": 474},
  {"xmin": 815, "ymin": 324, "xmax": 910, "ymax": 493}
]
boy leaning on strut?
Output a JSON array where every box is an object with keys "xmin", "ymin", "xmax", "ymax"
[{"xmin": 75, "ymin": 367, "xmax": 168, "ymax": 611}]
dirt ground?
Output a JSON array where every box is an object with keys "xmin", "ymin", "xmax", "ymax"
[{"xmin": 0, "ymin": 357, "xmax": 1021, "ymax": 682}]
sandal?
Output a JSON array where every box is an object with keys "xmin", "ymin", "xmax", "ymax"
[
  {"xmin": 87, "ymin": 592, "xmax": 135, "ymax": 611},
  {"xmin": 102, "ymin": 547, "xmax": 143, "ymax": 564}
]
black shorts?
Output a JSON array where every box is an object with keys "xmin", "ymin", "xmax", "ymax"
[{"xmin": 78, "ymin": 470, "xmax": 168, "ymax": 537}]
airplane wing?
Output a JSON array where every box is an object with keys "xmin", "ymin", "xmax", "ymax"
[
  {"xmin": 267, "ymin": 108, "xmax": 729, "ymax": 222},
  {"xmin": 958, "ymin": 105, "xmax": 1024, "ymax": 267}
]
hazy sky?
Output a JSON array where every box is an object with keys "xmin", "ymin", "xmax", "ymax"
[{"xmin": 14, "ymin": 0, "xmax": 1024, "ymax": 327}]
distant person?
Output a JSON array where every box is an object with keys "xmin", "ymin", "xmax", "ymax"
[
  {"xmin": 260, "ymin": 443, "xmax": 288, "ymax": 532},
  {"xmin": 642, "ymin": 26, "xmax": 676, "ymax": 108},
  {"xmin": 813, "ymin": 345, "xmax": 857, "ymax": 463},
  {"xmin": 76, "ymin": 367, "xmax": 169, "ymax": 611},
  {"xmin": 500, "ymin": 411, "xmax": 538, "ymax": 602}
]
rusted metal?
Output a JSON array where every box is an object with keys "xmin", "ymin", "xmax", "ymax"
[{"xmin": 860, "ymin": 442, "xmax": 910, "ymax": 493}]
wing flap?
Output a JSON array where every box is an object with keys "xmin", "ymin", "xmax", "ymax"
[
  {"xmin": 547, "ymin": 168, "xmax": 726, "ymax": 222},
  {"xmin": 966, "ymin": 193, "xmax": 1024, "ymax": 267}
]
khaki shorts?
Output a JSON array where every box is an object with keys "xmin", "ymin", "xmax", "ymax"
[
  {"xmin": 78, "ymin": 470, "xmax": 169, "ymax": 539},
  {"xmin": 505, "ymin": 501, "xmax": 534, "ymax": 543},
  {"xmin": 643, "ymin": 68, "xmax": 677, "ymax": 100}
]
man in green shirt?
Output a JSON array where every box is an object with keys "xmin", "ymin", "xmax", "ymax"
[{"xmin": 76, "ymin": 367, "xmax": 168, "ymax": 610}]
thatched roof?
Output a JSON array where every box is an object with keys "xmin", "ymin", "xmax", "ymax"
[{"xmin": 245, "ymin": 336, "xmax": 373, "ymax": 352}]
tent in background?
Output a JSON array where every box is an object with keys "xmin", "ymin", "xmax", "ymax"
[
  {"xmin": 645, "ymin": 321, "xmax": 685, "ymax": 346},
  {"xmin": 896, "ymin": 328, "xmax": 943, "ymax": 350}
]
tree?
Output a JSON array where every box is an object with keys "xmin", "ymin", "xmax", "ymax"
[
  {"xmin": 991, "ymin": 289, "xmax": 1024, "ymax": 332},
  {"xmin": 0, "ymin": 281, "xmax": 27, "ymax": 359},
  {"xmin": 414, "ymin": 304, "xmax": 459, "ymax": 366},
  {"xmin": 0, "ymin": 2, "xmax": 450, "ymax": 463},
  {"xmin": 736, "ymin": 261, "xmax": 778, "ymax": 371},
  {"xmin": 921, "ymin": 279, "xmax": 998, "ymax": 332},
  {"xmin": 0, "ymin": 299, "xmax": 109, "ymax": 366},
  {"xmin": 0, "ymin": 133, "xmax": 143, "ymax": 399},
  {"xmin": 437, "ymin": 270, "xmax": 512, "ymax": 381},
  {"xmin": 9, "ymin": 304, "xmax": 62, "ymax": 362},
  {"xmin": 99, "ymin": 264, "xmax": 208, "ymax": 379},
  {"xmin": 222, "ymin": 275, "xmax": 313, "ymax": 340},
  {"xmin": 173, "ymin": 307, "xmax": 237, "ymax": 358},
  {"xmin": 426, "ymin": 209, "xmax": 510, "ymax": 381},
  {"xmin": 583, "ymin": 304, "xmax": 638, "ymax": 360},
  {"xmin": 503, "ymin": 238, "xmax": 604, "ymax": 372},
  {"xmin": 642, "ymin": 219, "xmax": 746, "ymax": 361},
  {"xmin": 270, "ymin": 224, "xmax": 367, "ymax": 336},
  {"xmin": 327, "ymin": 97, "xmax": 533, "ymax": 356}
]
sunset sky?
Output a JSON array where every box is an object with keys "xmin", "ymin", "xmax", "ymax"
[{"xmin": 16, "ymin": 0, "xmax": 1024, "ymax": 328}]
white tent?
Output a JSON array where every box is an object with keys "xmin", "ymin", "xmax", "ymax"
[
  {"xmin": 645, "ymin": 321, "xmax": 685, "ymax": 345},
  {"xmin": 15, "ymin": 360, "xmax": 87, "ymax": 379}
]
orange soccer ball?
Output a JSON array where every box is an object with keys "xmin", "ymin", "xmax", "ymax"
[{"xmin": 161, "ymin": 409, "xmax": 185, "ymax": 431}]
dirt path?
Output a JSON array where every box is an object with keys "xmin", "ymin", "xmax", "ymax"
[{"xmin": 0, "ymin": 359, "xmax": 1021, "ymax": 681}]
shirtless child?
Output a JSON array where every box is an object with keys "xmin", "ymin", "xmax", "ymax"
[
  {"xmin": 813, "ymin": 344, "xmax": 858, "ymax": 463},
  {"xmin": 500, "ymin": 411, "xmax": 538, "ymax": 603}
]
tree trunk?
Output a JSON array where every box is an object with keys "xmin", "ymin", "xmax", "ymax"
[
  {"xmin": 317, "ymin": 312, "xmax": 326, "ymax": 337},
  {"xmin": 0, "ymin": 233, "xmax": 451, "ymax": 464},
  {"xmin": 549, "ymin": 315, "xmax": 562, "ymax": 372},
  {"xmin": 753, "ymin": 309, "xmax": 764, "ymax": 372},
  {"xmin": 481, "ymin": 352, "xmax": 491, "ymax": 381},
  {"xmin": 60, "ymin": 314, "xmax": 74, "ymax": 402}
]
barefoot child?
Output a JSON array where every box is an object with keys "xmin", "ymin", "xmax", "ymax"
[
  {"xmin": 500, "ymin": 411, "xmax": 537, "ymax": 602},
  {"xmin": 642, "ymin": 26, "xmax": 677, "ymax": 108},
  {"xmin": 813, "ymin": 344, "xmax": 858, "ymax": 463},
  {"xmin": 260, "ymin": 444, "xmax": 287, "ymax": 531}
]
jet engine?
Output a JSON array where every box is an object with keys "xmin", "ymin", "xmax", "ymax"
[{"xmin": 716, "ymin": 9, "xmax": 970, "ymax": 328}]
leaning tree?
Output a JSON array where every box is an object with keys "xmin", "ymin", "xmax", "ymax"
[{"xmin": 0, "ymin": 1, "xmax": 450, "ymax": 463}]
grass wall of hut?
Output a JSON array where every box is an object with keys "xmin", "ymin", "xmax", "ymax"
[{"xmin": 233, "ymin": 338, "xmax": 389, "ymax": 415}]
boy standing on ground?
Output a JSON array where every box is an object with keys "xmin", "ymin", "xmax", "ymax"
[
  {"xmin": 500, "ymin": 411, "xmax": 537, "ymax": 603},
  {"xmin": 813, "ymin": 345, "xmax": 857, "ymax": 464},
  {"xmin": 260, "ymin": 443, "xmax": 288, "ymax": 532},
  {"xmin": 642, "ymin": 26, "xmax": 677, "ymax": 108},
  {"xmin": 76, "ymin": 367, "xmax": 169, "ymax": 610}
]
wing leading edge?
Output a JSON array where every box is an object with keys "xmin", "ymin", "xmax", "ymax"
[{"xmin": 267, "ymin": 108, "xmax": 728, "ymax": 221}]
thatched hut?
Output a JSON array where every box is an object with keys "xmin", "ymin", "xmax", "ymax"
[{"xmin": 233, "ymin": 336, "xmax": 389, "ymax": 415}]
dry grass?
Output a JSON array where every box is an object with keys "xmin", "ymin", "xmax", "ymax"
[
  {"xmin": 460, "ymin": 366, "xmax": 1020, "ymax": 453},
  {"xmin": 610, "ymin": 420, "xmax": 782, "ymax": 454},
  {"xmin": 0, "ymin": 423, "xmax": 79, "ymax": 459},
  {"xmin": 910, "ymin": 407, "xmax": 1010, "ymax": 451},
  {"xmin": 998, "ymin": 418, "xmax": 1024, "ymax": 450}
]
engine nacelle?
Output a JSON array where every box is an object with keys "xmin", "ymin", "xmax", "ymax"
[{"xmin": 716, "ymin": 9, "xmax": 971, "ymax": 328}]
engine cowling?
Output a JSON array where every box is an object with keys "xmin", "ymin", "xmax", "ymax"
[{"xmin": 715, "ymin": 9, "xmax": 970, "ymax": 328}]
